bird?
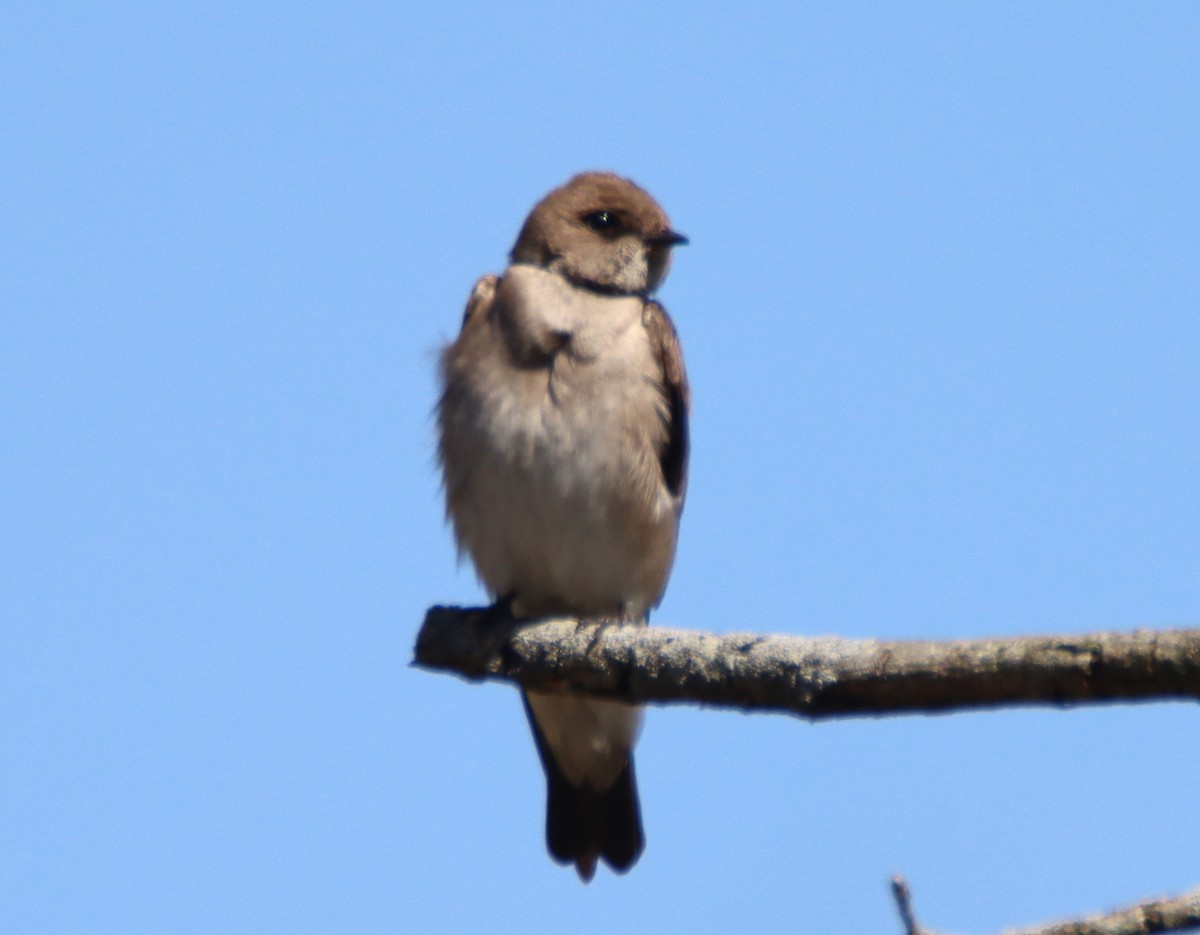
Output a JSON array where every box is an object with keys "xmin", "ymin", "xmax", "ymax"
[{"xmin": 436, "ymin": 171, "xmax": 690, "ymax": 881}]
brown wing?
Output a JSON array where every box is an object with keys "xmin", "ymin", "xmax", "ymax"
[
  {"xmin": 438, "ymin": 274, "xmax": 499, "ymax": 431},
  {"xmin": 643, "ymin": 299, "xmax": 690, "ymax": 503},
  {"xmin": 437, "ymin": 275, "xmax": 500, "ymax": 530},
  {"xmin": 458, "ymin": 273, "xmax": 499, "ymax": 332}
]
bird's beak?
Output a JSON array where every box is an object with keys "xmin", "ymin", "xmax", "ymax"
[{"xmin": 647, "ymin": 229, "xmax": 689, "ymax": 247}]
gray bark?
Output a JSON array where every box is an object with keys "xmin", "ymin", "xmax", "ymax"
[
  {"xmin": 892, "ymin": 875, "xmax": 1200, "ymax": 935},
  {"xmin": 413, "ymin": 606, "xmax": 1200, "ymax": 718}
]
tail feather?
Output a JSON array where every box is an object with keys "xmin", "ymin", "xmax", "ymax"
[{"xmin": 522, "ymin": 694, "xmax": 645, "ymax": 881}]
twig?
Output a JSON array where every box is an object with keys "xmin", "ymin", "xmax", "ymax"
[
  {"xmin": 1001, "ymin": 885, "xmax": 1200, "ymax": 935},
  {"xmin": 892, "ymin": 877, "xmax": 1200, "ymax": 935},
  {"xmin": 892, "ymin": 875, "xmax": 936, "ymax": 935},
  {"xmin": 413, "ymin": 606, "xmax": 1200, "ymax": 719}
]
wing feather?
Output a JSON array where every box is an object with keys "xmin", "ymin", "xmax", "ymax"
[{"xmin": 642, "ymin": 299, "xmax": 690, "ymax": 503}]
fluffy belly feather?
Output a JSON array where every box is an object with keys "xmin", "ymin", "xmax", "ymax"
[{"xmin": 451, "ymin": 360, "xmax": 675, "ymax": 617}]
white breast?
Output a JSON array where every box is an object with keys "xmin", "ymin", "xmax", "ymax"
[{"xmin": 445, "ymin": 265, "xmax": 679, "ymax": 618}]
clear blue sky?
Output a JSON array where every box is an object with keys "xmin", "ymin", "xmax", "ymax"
[{"xmin": 3, "ymin": 4, "xmax": 1198, "ymax": 933}]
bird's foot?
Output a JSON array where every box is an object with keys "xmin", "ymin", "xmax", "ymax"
[
  {"xmin": 474, "ymin": 591, "xmax": 518, "ymax": 627},
  {"xmin": 578, "ymin": 611, "xmax": 640, "ymax": 657}
]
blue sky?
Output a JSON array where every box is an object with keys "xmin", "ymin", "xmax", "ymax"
[{"xmin": 3, "ymin": 3, "xmax": 1198, "ymax": 933}]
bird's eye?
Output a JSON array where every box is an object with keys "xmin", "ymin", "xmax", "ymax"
[{"xmin": 582, "ymin": 211, "xmax": 619, "ymax": 232}]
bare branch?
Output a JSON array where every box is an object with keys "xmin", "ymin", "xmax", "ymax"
[
  {"xmin": 893, "ymin": 876, "xmax": 1200, "ymax": 935},
  {"xmin": 412, "ymin": 606, "xmax": 1200, "ymax": 718},
  {"xmin": 1002, "ymin": 887, "xmax": 1200, "ymax": 934},
  {"xmin": 892, "ymin": 875, "xmax": 939, "ymax": 935}
]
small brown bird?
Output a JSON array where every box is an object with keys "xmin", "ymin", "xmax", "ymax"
[{"xmin": 437, "ymin": 172, "xmax": 690, "ymax": 880}]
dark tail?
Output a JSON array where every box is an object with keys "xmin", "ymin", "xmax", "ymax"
[{"xmin": 522, "ymin": 695, "xmax": 644, "ymax": 881}]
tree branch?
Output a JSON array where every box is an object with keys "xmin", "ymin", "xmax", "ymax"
[
  {"xmin": 412, "ymin": 606, "xmax": 1200, "ymax": 718},
  {"xmin": 891, "ymin": 875, "xmax": 930, "ymax": 935},
  {"xmin": 891, "ymin": 875, "xmax": 1200, "ymax": 935}
]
